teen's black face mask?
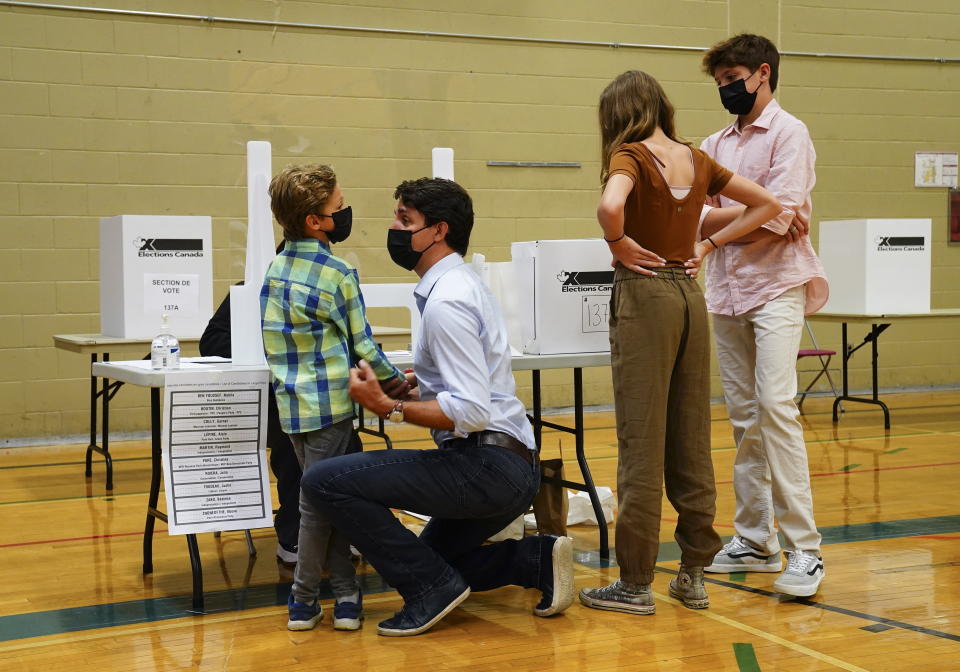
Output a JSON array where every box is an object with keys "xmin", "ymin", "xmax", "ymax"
[{"xmin": 718, "ymin": 72, "xmax": 759, "ymax": 116}]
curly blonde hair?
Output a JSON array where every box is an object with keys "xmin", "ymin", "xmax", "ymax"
[{"xmin": 268, "ymin": 164, "xmax": 337, "ymax": 240}]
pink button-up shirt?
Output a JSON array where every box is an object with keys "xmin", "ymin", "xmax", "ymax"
[{"xmin": 700, "ymin": 99, "xmax": 829, "ymax": 316}]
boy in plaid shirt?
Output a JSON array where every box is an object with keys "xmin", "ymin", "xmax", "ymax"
[{"xmin": 261, "ymin": 164, "xmax": 408, "ymax": 631}]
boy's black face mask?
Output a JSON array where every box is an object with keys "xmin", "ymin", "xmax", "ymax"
[
  {"xmin": 326, "ymin": 206, "xmax": 353, "ymax": 244},
  {"xmin": 718, "ymin": 72, "xmax": 759, "ymax": 116}
]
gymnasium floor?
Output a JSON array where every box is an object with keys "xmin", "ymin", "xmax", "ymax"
[{"xmin": 1, "ymin": 391, "xmax": 958, "ymax": 671}]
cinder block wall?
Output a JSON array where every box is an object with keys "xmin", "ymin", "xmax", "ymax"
[{"xmin": 1, "ymin": 0, "xmax": 958, "ymax": 442}]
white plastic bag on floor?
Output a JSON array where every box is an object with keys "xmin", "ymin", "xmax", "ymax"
[
  {"xmin": 567, "ymin": 487, "xmax": 615, "ymax": 526},
  {"xmin": 523, "ymin": 487, "xmax": 616, "ymax": 528},
  {"xmin": 487, "ymin": 514, "xmax": 526, "ymax": 541}
]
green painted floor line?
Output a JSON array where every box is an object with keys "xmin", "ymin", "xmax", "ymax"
[
  {"xmin": 0, "ymin": 573, "xmax": 393, "ymax": 643},
  {"xmin": 840, "ymin": 463, "xmax": 861, "ymax": 471},
  {"xmin": 2, "ymin": 514, "xmax": 959, "ymax": 644},
  {"xmin": 729, "ymin": 572, "xmax": 747, "ymax": 582},
  {"xmin": 576, "ymin": 515, "xmax": 960, "ymax": 566},
  {"xmin": 733, "ymin": 642, "xmax": 762, "ymax": 672},
  {"xmin": 885, "ymin": 447, "xmax": 908, "ymax": 454}
]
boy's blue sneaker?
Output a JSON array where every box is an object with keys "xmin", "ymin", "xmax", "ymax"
[
  {"xmin": 333, "ymin": 593, "xmax": 364, "ymax": 631},
  {"xmin": 287, "ymin": 593, "xmax": 322, "ymax": 631}
]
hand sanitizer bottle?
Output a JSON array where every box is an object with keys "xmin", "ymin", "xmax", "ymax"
[{"xmin": 151, "ymin": 313, "xmax": 181, "ymax": 370}]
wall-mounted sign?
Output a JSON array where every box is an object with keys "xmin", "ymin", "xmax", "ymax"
[{"xmin": 915, "ymin": 152, "xmax": 958, "ymax": 188}]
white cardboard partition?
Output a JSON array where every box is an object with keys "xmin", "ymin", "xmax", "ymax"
[
  {"xmin": 360, "ymin": 283, "xmax": 420, "ymax": 347},
  {"xmin": 471, "ymin": 253, "xmax": 524, "ymax": 354},
  {"xmin": 99, "ymin": 215, "xmax": 213, "ymax": 338},
  {"xmin": 230, "ymin": 141, "xmax": 277, "ymax": 366},
  {"xmin": 511, "ymin": 239, "xmax": 614, "ymax": 354},
  {"xmin": 819, "ymin": 218, "xmax": 931, "ymax": 315}
]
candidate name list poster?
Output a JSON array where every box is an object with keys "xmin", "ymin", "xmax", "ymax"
[{"xmin": 161, "ymin": 369, "xmax": 272, "ymax": 535}]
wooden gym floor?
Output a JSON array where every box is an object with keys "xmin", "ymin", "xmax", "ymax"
[{"xmin": 0, "ymin": 391, "xmax": 958, "ymax": 671}]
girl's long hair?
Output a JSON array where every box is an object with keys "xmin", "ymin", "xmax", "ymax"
[{"xmin": 598, "ymin": 70, "xmax": 687, "ymax": 185}]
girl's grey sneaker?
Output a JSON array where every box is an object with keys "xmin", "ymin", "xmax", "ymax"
[
  {"xmin": 705, "ymin": 536, "xmax": 782, "ymax": 573},
  {"xmin": 578, "ymin": 580, "xmax": 655, "ymax": 615},
  {"xmin": 773, "ymin": 550, "xmax": 824, "ymax": 597},
  {"xmin": 668, "ymin": 566, "xmax": 709, "ymax": 609}
]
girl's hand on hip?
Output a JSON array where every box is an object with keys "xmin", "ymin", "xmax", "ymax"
[
  {"xmin": 607, "ymin": 236, "xmax": 665, "ymax": 276},
  {"xmin": 685, "ymin": 241, "xmax": 712, "ymax": 278}
]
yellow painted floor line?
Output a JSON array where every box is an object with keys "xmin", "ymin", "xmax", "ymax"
[
  {"xmin": 578, "ymin": 564, "xmax": 871, "ymax": 672},
  {"xmin": 652, "ymin": 590, "xmax": 871, "ymax": 672}
]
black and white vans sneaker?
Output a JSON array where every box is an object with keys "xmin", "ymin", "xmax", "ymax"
[
  {"xmin": 773, "ymin": 550, "xmax": 824, "ymax": 597},
  {"xmin": 705, "ymin": 536, "xmax": 782, "ymax": 573}
]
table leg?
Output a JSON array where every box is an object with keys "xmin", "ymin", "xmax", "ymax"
[
  {"xmin": 870, "ymin": 323, "xmax": 891, "ymax": 429},
  {"xmin": 85, "ymin": 353, "xmax": 97, "ymax": 477},
  {"xmin": 187, "ymin": 533, "xmax": 205, "ymax": 612},
  {"xmin": 85, "ymin": 352, "xmax": 117, "ymax": 490},
  {"xmin": 355, "ymin": 404, "xmax": 393, "ymax": 449},
  {"xmin": 101, "ymin": 353, "xmax": 113, "ymax": 490},
  {"xmin": 833, "ymin": 323, "xmax": 848, "ymax": 422},
  {"xmin": 832, "ymin": 322, "xmax": 891, "ymax": 429},
  {"xmin": 532, "ymin": 370, "xmax": 542, "ymax": 450},
  {"xmin": 143, "ymin": 387, "xmax": 161, "ymax": 574},
  {"xmin": 143, "ymin": 386, "xmax": 206, "ymax": 610},
  {"xmin": 530, "ymin": 368, "xmax": 609, "ymax": 561},
  {"xmin": 573, "ymin": 368, "xmax": 608, "ymax": 560}
]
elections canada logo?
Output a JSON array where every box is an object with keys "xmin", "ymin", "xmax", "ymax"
[
  {"xmin": 133, "ymin": 237, "xmax": 204, "ymax": 258},
  {"xmin": 556, "ymin": 270, "xmax": 614, "ymax": 293},
  {"xmin": 875, "ymin": 236, "xmax": 924, "ymax": 252}
]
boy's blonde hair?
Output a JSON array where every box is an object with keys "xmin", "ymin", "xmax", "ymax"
[{"xmin": 269, "ymin": 164, "xmax": 337, "ymax": 240}]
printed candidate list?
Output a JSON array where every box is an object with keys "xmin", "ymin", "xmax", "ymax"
[{"xmin": 160, "ymin": 370, "xmax": 272, "ymax": 535}]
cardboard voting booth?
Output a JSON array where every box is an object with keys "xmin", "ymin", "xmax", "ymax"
[
  {"xmin": 511, "ymin": 239, "xmax": 614, "ymax": 354},
  {"xmin": 99, "ymin": 215, "xmax": 213, "ymax": 338},
  {"xmin": 819, "ymin": 218, "xmax": 931, "ymax": 314}
]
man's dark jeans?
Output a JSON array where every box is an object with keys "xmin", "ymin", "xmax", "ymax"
[{"xmin": 301, "ymin": 437, "xmax": 542, "ymax": 602}]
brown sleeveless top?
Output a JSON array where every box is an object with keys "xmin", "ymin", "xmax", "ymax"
[{"xmin": 608, "ymin": 142, "xmax": 733, "ymax": 266}]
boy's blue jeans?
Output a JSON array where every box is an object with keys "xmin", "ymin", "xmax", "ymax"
[{"xmin": 301, "ymin": 437, "xmax": 543, "ymax": 602}]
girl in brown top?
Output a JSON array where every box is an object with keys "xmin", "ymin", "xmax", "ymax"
[{"xmin": 579, "ymin": 70, "xmax": 781, "ymax": 615}]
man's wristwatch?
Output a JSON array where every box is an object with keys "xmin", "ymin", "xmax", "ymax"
[{"xmin": 386, "ymin": 399, "xmax": 404, "ymax": 423}]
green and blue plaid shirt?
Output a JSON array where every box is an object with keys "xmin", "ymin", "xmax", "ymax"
[{"xmin": 260, "ymin": 238, "xmax": 405, "ymax": 434}]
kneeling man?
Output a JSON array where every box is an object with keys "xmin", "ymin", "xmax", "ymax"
[{"xmin": 301, "ymin": 177, "xmax": 575, "ymax": 637}]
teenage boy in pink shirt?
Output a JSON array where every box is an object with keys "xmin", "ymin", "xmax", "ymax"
[{"xmin": 699, "ymin": 34, "xmax": 829, "ymax": 597}]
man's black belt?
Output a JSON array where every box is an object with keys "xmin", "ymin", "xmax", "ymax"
[{"xmin": 473, "ymin": 430, "xmax": 537, "ymax": 466}]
